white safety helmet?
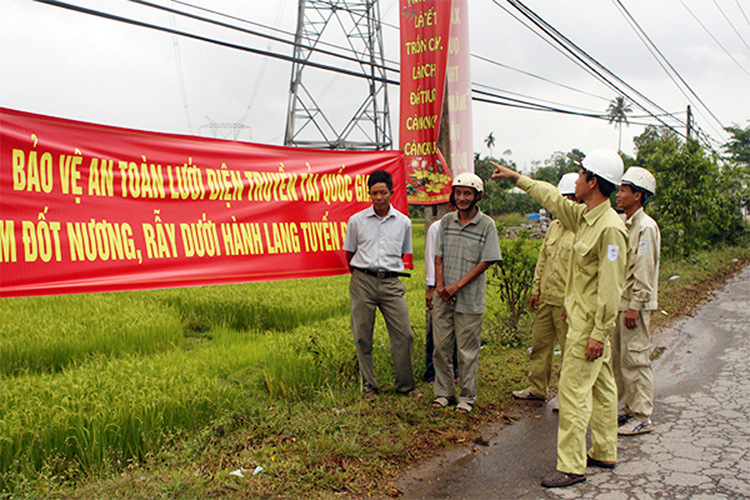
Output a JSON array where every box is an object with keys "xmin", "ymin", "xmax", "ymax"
[
  {"xmin": 621, "ymin": 166, "xmax": 656, "ymax": 196},
  {"xmin": 557, "ymin": 172, "xmax": 578, "ymax": 196},
  {"xmin": 581, "ymin": 147, "xmax": 624, "ymax": 186},
  {"xmin": 452, "ymin": 172, "xmax": 484, "ymax": 194}
]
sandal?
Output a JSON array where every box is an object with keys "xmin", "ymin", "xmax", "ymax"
[
  {"xmin": 587, "ymin": 456, "xmax": 615, "ymax": 469},
  {"xmin": 432, "ymin": 396, "xmax": 456, "ymax": 408},
  {"xmin": 541, "ymin": 470, "xmax": 586, "ymax": 488},
  {"xmin": 364, "ymin": 390, "xmax": 378, "ymax": 402},
  {"xmin": 456, "ymin": 401, "xmax": 473, "ymax": 414}
]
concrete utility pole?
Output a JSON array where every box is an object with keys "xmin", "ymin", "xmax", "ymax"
[
  {"xmin": 284, "ymin": 0, "xmax": 392, "ymax": 150},
  {"xmin": 686, "ymin": 104, "xmax": 693, "ymax": 140}
]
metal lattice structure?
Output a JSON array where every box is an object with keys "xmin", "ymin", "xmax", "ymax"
[{"xmin": 284, "ymin": 0, "xmax": 392, "ymax": 150}]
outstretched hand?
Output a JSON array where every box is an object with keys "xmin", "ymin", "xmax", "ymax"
[{"xmin": 490, "ymin": 161, "xmax": 522, "ymax": 181}]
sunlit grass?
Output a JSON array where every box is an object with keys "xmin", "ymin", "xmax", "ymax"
[{"xmin": 0, "ymin": 293, "xmax": 183, "ymax": 376}]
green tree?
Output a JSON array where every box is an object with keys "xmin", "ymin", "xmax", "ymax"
[
  {"xmin": 485, "ymin": 132, "xmax": 496, "ymax": 158},
  {"xmin": 474, "ymin": 155, "xmax": 539, "ymax": 216},
  {"xmin": 724, "ymin": 122, "xmax": 750, "ymax": 167},
  {"xmin": 723, "ymin": 122, "xmax": 750, "ymax": 222},
  {"xmin": 634, "ymin": 126, "xmax": 747, "ymax": 256},
  {"xmin": 607, "ymin": 96, "xmax": 633, "ymax": 151},
  {"xmin": 531, "ymin": 150, "xmax": 584, "ymax": 185}
]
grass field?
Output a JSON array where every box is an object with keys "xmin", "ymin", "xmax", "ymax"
[{"xmin": 1, "ymin": 218, "xmax": 748, "ymax": 499}]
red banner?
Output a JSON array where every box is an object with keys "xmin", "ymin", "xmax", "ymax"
[
  {"xmin": 0, "ymin": 108, "xmax": 410, "ymax": 297},
  {"xmin": 399, "ymin": 0, "xmax": 454, "ymax": 205}
]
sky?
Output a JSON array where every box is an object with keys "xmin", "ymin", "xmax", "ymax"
[{"xmin": 2, "ymin": 0, "xmax": 749, "ymax": 173}]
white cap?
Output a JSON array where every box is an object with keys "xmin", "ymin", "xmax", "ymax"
[
  {"xmin": 621, "ymin": 166, "xmax": 656, "ymax": 196},
  {"xmin": 582, "ymin": 148, "xmax": 624, "ymax": 186},
  {"xmin": 452, "ymin": 172, "xmax": 484, "ymax": 194},
  {"xmin": 557, "ymin": 172, "xmax": 578, "ymax": 196}
]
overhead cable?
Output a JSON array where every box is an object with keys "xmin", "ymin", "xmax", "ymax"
[
  {"xmin": 736, "ymin": 0, "xmax": 750, "ymax": 29},
  {"xmin": 612, "ymin": 0, "xmax": 726, "ymax": 140},
  {"xmin": 152, "ymin": 0, "xmax": 623, "ymax": 121},
  {"xmin": 496, "ymin": 0, "xmax": 687, "ymax": 136},
  {"xmin": 472, "ymin": 82, "xmax": 610, "ymax": 114},
  {"xmin": 712, "ymin": 0, "xmax": 750, "ymax": 52},
  {"xmin": 33, "ymin": 0, "xmax": 400, "ymax": 86},
  {"xmin": 472, "ymin": 54, "xmax": 611, "ymax": 101},
  {"xmin": 129, "ymin": 0, "xmax": 400, "ymax": 75},
  {"xmin": 677, "ymin": 0, "xmax": 750, "ymax": 79},
  {"xmin": 171, "ymin": 0, "xmax": 402, "ymax": 68},
  {"xmin": 471, "ymin": 88, "xmax": 689, "ymax": 132}
]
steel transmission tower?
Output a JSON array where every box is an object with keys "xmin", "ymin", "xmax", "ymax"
[{"xmin": 284, "ymin": 0, "xmax": 392, "ymax": 150}]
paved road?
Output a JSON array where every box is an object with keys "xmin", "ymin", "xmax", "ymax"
[{"xmin": 397, "ymin": 265, "xmax": 750, "ymax": 499}]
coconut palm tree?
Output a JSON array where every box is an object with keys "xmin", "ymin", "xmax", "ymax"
[
  {"xmin": 607, "ymin": 96, "xmax": 632, "ymax": 151},
  {"xmin": 485, "ymin": 132, "xmax": 496, "ymax": 158}
]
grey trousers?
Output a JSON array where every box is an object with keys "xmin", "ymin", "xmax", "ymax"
[
  {"xmin": 349, "ymin": 269, "xmax": 416, "ymax": 394},
  {"xmin": 432, "ymin": 298, "xmax": 484, "ymax": 406}
]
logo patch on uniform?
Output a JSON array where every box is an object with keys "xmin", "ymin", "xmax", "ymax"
[
  {"xmin": 607, "ymin": 245, "xmax": 619, "ymax": 262},
  {"xmin": 638, "ymin": 239, "xmax": 650, "ymax": 254}
]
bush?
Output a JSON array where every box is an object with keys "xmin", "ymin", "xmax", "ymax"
[
  {"xmin": 635, "ymin": 127, "xmax": 749, "ymax": 256},
  {"xmin": 486, "ymin": 232, "xmax": 541, "ymax": 348}
]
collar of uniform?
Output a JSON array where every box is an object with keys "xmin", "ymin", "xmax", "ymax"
[
  {"xmin": 365, "ymin": 205, "xmax": 395, "ymax": 220},
  {"xmin": 449, "ymin": 207, "xmax": 483, "ymax": 227},
  {"xmin": 624, "ymin": 206, "xmax": 644, "ymax": 228},
  {"xmin": 582, "ymin": 198, "xmax": 612, "ymax": 226}
]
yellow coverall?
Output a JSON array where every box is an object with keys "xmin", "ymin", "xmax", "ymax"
[
  {"xmin": 527, "ymin": 219, "xmax": 574, "ymax": 398},
  {"xmin": 517, "ymin": 176, "xmax": 627, "ymax": 475},
  {"xmin": 612, "ymin": 207, "xmax": 661, "ymax": 422}
]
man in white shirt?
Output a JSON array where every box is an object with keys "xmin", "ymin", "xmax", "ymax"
[{"xmin": 343, "ymin": 170, "xmax": 422, "ymax": 402}]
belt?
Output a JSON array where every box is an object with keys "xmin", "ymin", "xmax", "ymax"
[{"xmin": 355, "ymin": 267, "xmax": 411, "ymax": 279}]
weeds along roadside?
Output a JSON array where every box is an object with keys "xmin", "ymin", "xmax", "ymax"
[{"xmin": 0, "ymin": 225, "xmax": 748, "ymax": 498}]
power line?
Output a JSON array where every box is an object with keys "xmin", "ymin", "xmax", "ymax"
[
  {"xmin": 472, "ymin": 82, "xmax": 609, "ymax": 114},
  {"xmin": 490, "ymin": 1, "xmax": 628, "ymax": 107},
  {"xmin": 33, "ymin": 0, "xmax": 400, "ymax": 85},
  {"xmin": 677, "ymin": 0, "xmax": 750, "ymax": 79},
  {"xmin": 137, "ymin": 0, "xmax": 638, "ymax": 132},
  {"xmin": 493, "ymin": 0, "xmax": 727, "ymax": 152},
  {"xmin": 736, "ymin": 0, "xmax": 750, "ymax": 30},
  {"xmin": 129, "ymin": 0, "xmax": 401, "ymax": 75},
  {"xmin": 471, "ymin": 88, "xmax": 687, "ymax": 131},
  {"xmin": 170, "ymin": 0, "xmax": 403, "ymax": 69},
  {"xmin": 712, "ymin": 0, "xmax": 750, "ymax": 52},
  {"xmin": 32, "ymin": 0, "xmax": 726, "ymax": 151},
  {"xmin": 471, "ymin": 53, "xmax": 611, "ymax": 101},
  {"xmin": 612, "ymin": 0, "xmax": 727, "ymax": 140},
  {"xmin": 495, "ymin": 0, "xmax": 688, "ymax": 137}
]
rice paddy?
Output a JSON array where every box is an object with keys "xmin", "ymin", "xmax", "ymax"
[{"xmin": 0, "ymin": 226, "xmax": 427, "ymax": 494}]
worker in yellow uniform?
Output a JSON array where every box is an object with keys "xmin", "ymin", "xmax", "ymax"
[
  {"xmin": 613, "ymin": 167, "xmax": 660, "ymax": 435},
  {"xmin": 492, "ymin": 147, "xmax": 627, "ymax": 488},
  {"xmin": 513, "ymin": 173, "xmax": 578, "ymax": 406}
]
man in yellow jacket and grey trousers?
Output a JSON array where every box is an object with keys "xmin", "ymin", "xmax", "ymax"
[
  {"xmin": 492, "ymin": 148, "xmax": 627, "ymax": 488},
  {"xmin": 613, "ymin": 167, "xmax": 661, "ymax": 436}
]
